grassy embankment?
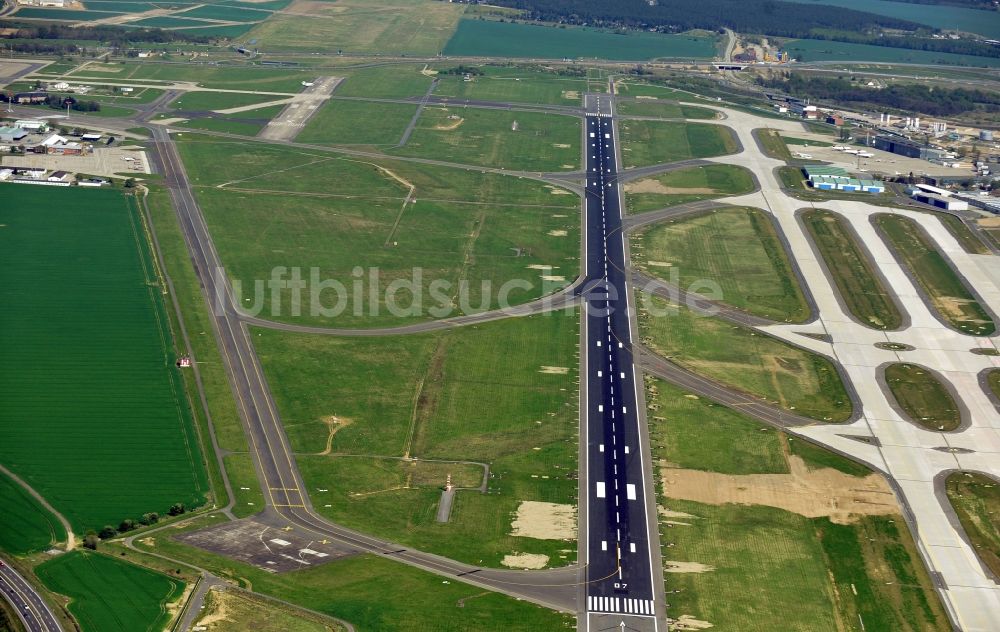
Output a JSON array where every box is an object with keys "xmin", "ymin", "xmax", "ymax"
[
  {"xmin": 875, "ymin": 213, "xmax": 995, "ymax": 336},
  {"xmin": 884, "ymin": 364, "xmax": 962, "ymax": 432},
  {"xmin": 624, "ymin": 164, "xmax": 755, "ymax": 213},
  {"xmin": 632, "ymin": 206, "xmax": 809, "ymax": 322},
  {"xmin": 802, "ymin": 209, "xmax": 903, "ymax": 330}
]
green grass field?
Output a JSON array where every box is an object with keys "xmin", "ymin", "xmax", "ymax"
[
  {"xmin": 443, "ymin": 19, "xmax": 718, "ymax": 60},
  {"xmin": 0, "ymin": 186, "xmax": 209, "ymax": 532},
  {"xmin": 247, "ymin": 0, "xmax": 464, "ymax": 54},
  {"xmin": 645, "ymin": 377, "xmax": 947, "ymax": 630},
  {"xmin": 133, "ymin": 520, "xmax": 574, "ymax": 632},
  {"xmin": 253, "ymin": 310, "xmax": 579, "ymax": 567},
  {"xmin": 616, "ymin": 100, "xmax": 717, "ymax": 120},
  {"xmin": 170, "ymin": 91, "xmax": 287, "ymax": 112},
  {"xmin": 0, "ymin": 470, "xmax": 67, "ymax": 555},
  {"xmin": 336, "ymin": 64, "xmax": 435, "ymax": 99},
  {"xmin": 433, "ymin": 69, "xmax": 590, "ymax": 106},
  {"xmin": 787, "ymin": 436, "xmax": 872, "ymax": 477},
  {"xmin": 925, "ymin": 212, "xmax": 990, "ymax": 255},
  {"xmin": 757, "ymin": 129, "xmax": 794, "ymax": 161},
  {"xmin": 633, "ymin": 207, "xmax": 810, "ymax": 322},
  {"xmin": 640, "ymin": 297, "xmax": 852, "ymax": 421},
  {"xmin": 296, "ymin": 100, "xmax": 418, "ymax": 145},
  {"xmin": 875, "ymin": 213, "xmax": 995, "ymax": 336},
  {"xmin": 70, "ymin": 62, "xmax": 310, "ymax": 93},
  {"xmin": 784, "ymin": 38, "xmax": 1000, "ymax": 68},
  {"xmin": 624, "ymin": 164, "xmax": 755, "ymax": 213},
  {"xmin": 389, "ymin": 106, "xmax": 580, "ymax": 171},
  {"xmin": 615, "ymin": 82, "xmax": 683, "ymax": 99},
  {"xmin": 884, "ymin": 363, "xmax": 962, "ymax": 431},
  {"xmin": 945, "ymin": 471, "xmax": 1000, "ymax": 580},
  {"xmin": 803, "ymin": 209, "xmax": 902, "ymax": 330},
  {"xmin": 36, "ymin": 551, "xmax": 184, "ymax": 632},
  {"xmin": 177, "ymin": 138, "xmax": 580, "ymax": 328},
  {"xmin": 619, "ymin": 120, "xmax": 737, "ymax": 168}
]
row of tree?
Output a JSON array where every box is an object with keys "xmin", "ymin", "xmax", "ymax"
[
  {"xmin": 758, "ymin": 73, "xmax": 1000, "ymax": 117},
  {"xmin": 82, "ymin": 504, "xmax": 186, "ymax": 550},
  {"xmin": 0, "ymin": 22, "xmax": 212, "ymax": 45}
]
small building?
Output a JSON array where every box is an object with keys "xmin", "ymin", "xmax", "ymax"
[
  {"xmin": 0, "ymin": 168, "xmax": 13, "ymax": 181},
  {"xmin": 80, "ymin": 133, "xmax": 102, "ymax": 142},
  {"xmin": 14, "ymin": 119, "xmax": 48, "ymax": 132},
  {"xmin": 47, "ymin": 171, "xmax": 70, "ymax": 182},
  {"xmin": 77, "ymin": 178, "xmax": 109, "ymax": 187},
  {"xmin": 915, "ymin": 183, "xmax": 953, "ymax": 198},
  {"xmin": 12, "ymin": 166, "xmax": 46, "ymax": 179},
  {"xmin": 826, "ymin": 114, "xmax": 844, "ymax": 126},
  {"xmin": 50, "ymin": 81, "xmax": 69, "ymax": 91},
  {"xmin": 40, "ymin": 133, "xmax": 67, "ymax": 147},
  {"xmin": 12, "ymin": 92, "xmax": 48, "ymax": 105},
  {"xmin": 48, "ymin": 142, "xmax": 85, "ymax": 156},
  {"xmin": 859, "ymin": 179, "xmax": 885, "ymax": 193},
  {"xmin": 0, "ymin": 126, "xmax": 28, "ymax": 143}
]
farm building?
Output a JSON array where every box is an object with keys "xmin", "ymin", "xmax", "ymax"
[
  {"xmin": 14, "ymin": 119, "xmax": 48, "ymax": 132},
  {"xmin": 0, "ymin": 126, "xmax": 28, "ymax": 143}
]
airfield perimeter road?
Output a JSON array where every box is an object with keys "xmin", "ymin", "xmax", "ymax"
[
  {"xmin": 0, "ymin": 560, "xmax": 63, "ymax": 632},
  {"xmin": 147, "ymin": 125, "xmax": 582, "ymax": 613},
  {"xmin": 580, "ymin": 94, "xmax": 662, "ymax": 631}
]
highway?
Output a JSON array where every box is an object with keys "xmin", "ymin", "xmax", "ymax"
[
  {"xmin": 580, "ymin": 94, "xmax": 661, "ymax": 630},
  {"xmin": 0, "ymin": 560, "xmax": 63, "ymax": 632}
]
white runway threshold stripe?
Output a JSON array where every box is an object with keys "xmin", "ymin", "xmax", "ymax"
[{"xmin": 588, "ymin": 595, "xmax": 655, "ymax": 616}]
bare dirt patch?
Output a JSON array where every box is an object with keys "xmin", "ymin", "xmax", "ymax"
[
  {"xmin": 553, "ymin": 143, "xmax": 571, "ymax": 149},
  {"xmin": 316, "ymin": 415, "xmax": 353, "ymax": 455},
  {"xmin": 671, "ymin": 615, "xmax": 715, "ymax": 630},
  {"xmin": 978, "ymin": 217, "xmax": 1000, "ymax": 228},
  {"xmin": 539, "ymin": 366, "xmax": 569, "ymax": 375},
  {"xmin": 510, "ymin": 501, "xmax": 576, "ymax": 540},
  {"xmin": 502, "ymin": 553, "xmax": 549, "ymax": 569},
  {"xmin": 547, "ymin": 229, "xmax": 568, "ymax": 237},
  {"xmin": 660, "ymin": 455, "xmax": 896, "ymax": 524},
  {"xmin": 545, "ymin": 185, "xmax": 572, "ymax": 195},
  {"xmin": 561, "ymin": 90, "xmax": 580, "ymax": 100},
  {"xmin": 624, "ymin": 179, "xmax": 716, "ymax": 195},
  {"xmin": 664, "ymin": 560, "xmax": 715, "ymax": 573},
  {"xmin": 433, "ymin": 116, "xmax": 464, "ymax": 131}
]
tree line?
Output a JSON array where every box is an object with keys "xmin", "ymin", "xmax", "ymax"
[{"xmin": 758, "ymin": 73, "xmax": 1000, "ymax": 117}]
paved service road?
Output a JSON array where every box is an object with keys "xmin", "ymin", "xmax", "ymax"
[
  {"xmin": 0, "ymin": 560, "xmax": 63, "ymax": 632},
  {"xmin": 580, "ymin": 94, "xmax": 661, "ymax": 630}
]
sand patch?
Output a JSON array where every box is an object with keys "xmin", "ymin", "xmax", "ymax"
[
  {"xmin": 660, "ymin": 455, "xmax": 896, "ymax": 524},
  {"xmin": 433, "ymin": 116, "xmax": 464, "ymax": 131},
  {"xmin": 647, "ymin": 261, "xmax": 673, "ymax": 267},
  {"xmin": 978, "ymin": 217, "xmax": 1000, "ymax": 228},
  {"xmin": 317, "ymin": 415, "xmax": 352, "ymax": 455},
  {"xmin": 545, "ymin": 185, "xmax": 572, "ymax": 195},
  {"xmin": 526, "ymin": 264, "xmax": 553, "ymax": 270},
  {"xmin": 510, "ymin": 501, "xmax": 576, "ymax": 540},
  {"xmin": 664, "ymin": 560, "xmax": 715, "ymax": 573},
  {"xmin": 561, "ymin": 164, "xmax": 577, "ymax": 169},
  {"xmin": 539, "ymin": 366, "xmax": 569, "ymax": 374},
  {"xmin": 553, "ymin": 143, "xmax": 571, "ymax": 148},
  {"xmin": 671, "ymin": 615, "xmax": 714, "ymax": 630},
  {"xmin": 561, "ymin": 90, "xmax": 580, "ymax": 100},
  {"xmin": 502, "ymin": 553, "xmax": 549, "ymax": 569},
  {"xmin": 625, "ymin": 179, "xmax": 716, "ymax": 195},
  {"xmin": 635, "ymin": 95, "xmax": 658, "ymax": 100},
  {"xmin": 541, "ymin": 275, "xmax": 566, "ymax": 282},
  {"xmin": 659, "ymin": 508, "xmax": 697, "ymax": 519},
  {"xmin": 547, "ymin": 229, "xmax": 568, "ymax": 237}
]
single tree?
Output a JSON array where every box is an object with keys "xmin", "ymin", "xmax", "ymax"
[
  {"xmin": 140, "ymin": 512, "xmax": 159, "ymax": 525},
  {"xmin": 83, "ymin": 531, "xmax": 99, "ymax": 550},
  {"xmin": 118, "ymin": 519, "xmax": 137, "ymax": 532},
  {"xmin": 98, "ymin": 525, "xmax": 117, "ymax": 539},
  {"xmin": 168, "ymin": 503, "xmax": 186, "ymax": 516}
]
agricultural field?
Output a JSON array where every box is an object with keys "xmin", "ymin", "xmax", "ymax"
[
  {"xmin": 389, "ymin": 106, "xmax": 580, "ymax": 171},
  {"xmin": 645, "ymin": 378, "xmax": 950, "ymax": 631},
  {"xmin": 616, "ymin": 100, "xmax": 717, "ymax": 120},
  {"xmin": 883, "ymin": 363, "xmax": 962, "ymax": 432},
  {"xmin": 802, "ymin": 209, "xmax": 903, "ymax": 330},
  {"xmin": 783, "ymin": 39, "xmax": 1000, "ymax": 68},
  {"xmin": 432, "ymin": 69, "xmax": 590, "ymax": 106},
  {"xmin": 0, "ymin": 470, "xmax": 67, "ymax": 555},
  {"xmin": 632, "ymin": 206, "xmax": 810, "ymax": 322},
  {"xmin": 783, "ymin": 0, "xmax": 1000, "ymax": 39},
  {"xmin": 296, "ymin": 100, "xmax": 418, "ymax": 145},
  {"xmin": 193, "ymin": 588, "xmax": 348, "ymax": 632},
  {"xmin": 133, "ymin": 520, "xmax": 575, "ymax": 632},
  {"xmin": 618, "ymin": 120, "xmax": 737, "ymax": 168},
  {"xmin": 246, "ymin": 0, "xmax": 464, "ymax": 54},
  {"xmin": 623, "ymin": 164, "xmax": 755, "ymax": 213},
  {"xmin": 36, "ymin": 551, "xmax": 185, "ymax": 632},
  {"xmin": 945, "ymin": 472, "xmax": 1000, "ymax": 580},
  {"xmin": 639, "ymin": 297, "xmax": 852, "ymax": 421},
  {"xmin": 253, "ymin": 310, "xmax": 580, "ymax": 567},
  {"xmin": 0, "ymin": 186, "xmax": 209, "ymax": 533},
  {"xmin": 443, "ymin": 19, "xmax": 718, "ymax": 60},
  {"xmin": 177, "ymin": 137, "xmax": 580, "ymax": 328},
  {"xmin": 874, "ymin": 213, "xmax": 995, "ymax": 336}
]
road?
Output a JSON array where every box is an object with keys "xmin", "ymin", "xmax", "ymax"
[
  {"xmin": 580, "ymin": 93, "xmax": 661, "ymax": 630},
  {"xmin": 0, "ymin": 561, "xmax": 62, "ymax": 632},
  {"xmin": 147, "ymin": 125, "xmax": 582, "ymax": 614}
]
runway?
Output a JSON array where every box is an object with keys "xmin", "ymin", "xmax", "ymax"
[{"xmin": 580, "ymin": 93, "xmax": 661, "ymax": 631}]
